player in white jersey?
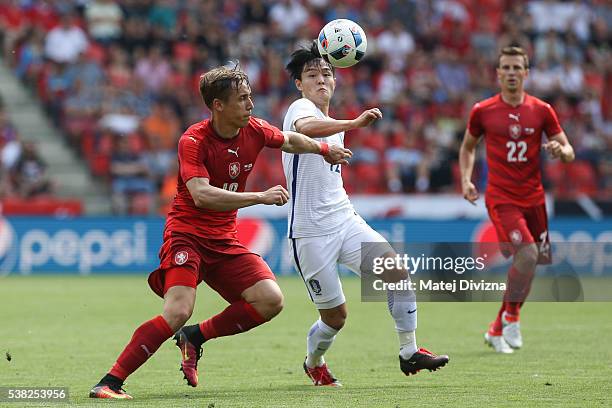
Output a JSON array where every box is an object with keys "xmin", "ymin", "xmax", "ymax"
[{"xmin": 282, "ymin": 42, "xmax": 449, "ymax": 386}]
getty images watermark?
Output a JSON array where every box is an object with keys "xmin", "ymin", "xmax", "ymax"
[
  {"xmin": 370, "ymin": 252, "xmax": 505, "ymax": 293},
  {"xmin": 360, "ymin": 242, "xmax": 612, "ymax": 302}
]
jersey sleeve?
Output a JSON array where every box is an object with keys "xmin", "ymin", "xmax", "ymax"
[
  {"xmin": 467, "ymin": 103, "xmax": 484, "ymax": 137},
  {"xmin": 178, "ymin": 132, "xmax": 209, "ymax": 182},
  {"xmin": 542, "ymin": 103, "xmax": 563, "ymax": 137},
  {"xmin": 286, "ymin": 98, "xmax": 318, "ymax": 131},
  {"xmin": 251, "ymin": 117, "xmax": 285, "ymax": 148}
]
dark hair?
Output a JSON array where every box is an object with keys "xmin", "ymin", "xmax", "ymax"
[
  {"xmin": 286, "ymin": 41, "xmax": 334, "ymax": 81},
  {"xmin": 199, "ymin": 66, "xmax": 250, "ymax": 109},
  {"xmin": 498, "ymin": 46, "xmax": 529, "ymax": 69}
]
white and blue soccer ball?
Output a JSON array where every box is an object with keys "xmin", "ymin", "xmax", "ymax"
[{"xmin": 317, "ymin": 19, "xmax": 367, "ymax": 68}]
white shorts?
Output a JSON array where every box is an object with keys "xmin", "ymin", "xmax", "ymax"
[{"xmin": 289, "ymin": 213, "xmax": 393, "ymax": 309}]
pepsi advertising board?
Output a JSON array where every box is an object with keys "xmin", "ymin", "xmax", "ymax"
[{"xmin": 0, "ymin": 217, "xmax": 610, "ymax": 276}]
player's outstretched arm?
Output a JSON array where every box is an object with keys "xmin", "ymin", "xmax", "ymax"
[
  {"xmin": 186, "ymin": 177, "xmax": 289, "ymax": 210},
  {"xmin": 280, "ymin": 131, "xmax": 353, "ymax": 165},
  {"xmin": 294, "ymin": 108, "xmax": 382, "ymax": 138},
  {"xmin": 543, "ymin": 132, "xmax": 575, "ymax": 163},
  {"xmin": 459, "ymin": 129, "xmax": 481, "ymax": 205}
]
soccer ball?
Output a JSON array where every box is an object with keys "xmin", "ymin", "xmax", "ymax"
[{"xmin": 317, "ymin": 19, "xmax": 367, "ymax": 68}]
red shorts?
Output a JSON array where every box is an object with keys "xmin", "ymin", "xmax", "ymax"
[
  {"xmin": 487, "ymin": 203, "xmax": 551, "ymax": 264},
  {"xmin": 148, "ymin": 230, "xmax": 276, "ymax": 302}
]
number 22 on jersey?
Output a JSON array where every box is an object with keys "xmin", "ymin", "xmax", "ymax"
[{"xmin": 506, "ymin": 140, "xmax": 527, "ymax": 162}]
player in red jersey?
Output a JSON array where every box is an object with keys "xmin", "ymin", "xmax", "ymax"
[
  {"xmin": 89, "ymin": 66, "xmax": 352, "ymax": 399},
  {"xmin": 459, "ymin": 47, "xmax": 575, "ymax": 353}
]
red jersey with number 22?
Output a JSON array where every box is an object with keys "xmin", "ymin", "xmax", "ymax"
[
  {"xmin": 467, "ymin": 93, "xmax": 562, "ymax": 207},
  {"xmin": 165, "ymin": 116, "xmax": 285, "ymax": 239}
]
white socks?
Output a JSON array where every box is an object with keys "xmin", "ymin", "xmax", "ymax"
[
  {"xmin": 398, "ymin": 330, "xmax": 418, "ymax": 359},
  {"xmin": 387, "ymin": 289, "xmax": 418, "ymax": 358},
  {"xmin": 306, "ymin": 319, "xmax": 338, "ymax": 368}
]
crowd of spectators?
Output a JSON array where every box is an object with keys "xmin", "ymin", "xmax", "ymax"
[
  {"xmin": 0, "ymin": 97, "xmax": 53, "ymax": 201},
  {"xmin": 1, "ymin": 0, "xmax": 610, "ymax": 214}
]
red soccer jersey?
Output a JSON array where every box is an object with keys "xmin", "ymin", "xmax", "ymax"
[
  {"xmin": 467, "ymin": 93, "xmax": 563, "ymax": 207},
  {"xmin": 165, "ymin": 116, "xmax": 285, "ymax": 239}
]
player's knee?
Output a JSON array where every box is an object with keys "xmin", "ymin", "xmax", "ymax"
[
  {"xmin": 321, "ymin": 308, "xmax": 347, "ymax": 331},
  {"xmin": 382, "ymin": 267, "xmax": 408, "ymax": 283},
  {"xmin": 515, "ymin": 243, "xmax": 538, "ymax": 271},
  {"xmin": 163, "ymin": 300, "xmax": 194, "ymax": 329},
  {"xmin": 264, "ymin": 290, "xmax": 284, "ymax": 319},
  {"xmin": 252, "ymin": 288, "xmax": 284, "ymax": 320}
]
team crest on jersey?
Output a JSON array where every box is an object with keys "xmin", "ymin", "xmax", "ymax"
[
  {"xmin": 509, "ymin": 124, "xmax": 522, "ymax": 139},
  {"xmin": 229, "ymin": 162, "xmax": 240, "ymax": 179},
  {"xmin": 510, "ymin": 229, "xmax": 522, "ymax": 245},
  {"xmin": 174, "ymin": 251, "xmax": 189, "ymax": 265}
]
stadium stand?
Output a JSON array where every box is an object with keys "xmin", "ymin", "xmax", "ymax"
[{"xmin": 1, "ymin": 0, "xmax": 610, "ymax": 214}]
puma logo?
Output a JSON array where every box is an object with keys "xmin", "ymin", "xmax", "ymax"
[
  {"xmin": 508, "ymin": 113, "xmax": 520, "ymax": 122},
  {"xmin": 228, "ymin": 147, "xmax": 239, "ymax": 157},
  {"xmin": 141, "ymin": 344, "xmax": 153, "ymax": 357}
]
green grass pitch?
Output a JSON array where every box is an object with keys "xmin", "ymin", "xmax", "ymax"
[{"xmin": 1, "ymin": 275, "xmax": 611, "ymax": 407}]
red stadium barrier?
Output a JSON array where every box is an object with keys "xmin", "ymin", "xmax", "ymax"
[{"xmin": 1, "ymin": 197, "xmax": 83, "ymax": 216}]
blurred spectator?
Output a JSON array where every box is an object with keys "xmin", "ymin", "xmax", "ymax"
[
  {"xmin": 534, "ymin": 30, "xmax": 566, "ymax": 64},
  {"xmin": 270, "ymin": 0, "xmax": 308, "ymax": 36},
  {"xmin": 44, "ymin": 11, "xmax": 88, "ymax": 64},
  {"xmin": 11, "ymin": 142, "xmax": 53, "ymax": 198},
  {"xmin": 434, "ymin": 49, "xmax": 470, "ymax": 103},
  {"xmin": 385, "ymin": 122, "xmax": 425, "ymax": 193},
  {"xmin": 527, "ymin": 59, "xmax": 559, "ymax": 97},
  {"xmin": 375, "ymin": 20, "xmax": 415, "ymax": 70},
  {"xmin": 14, "ymin": 28, "xmax": 46, "ymax": 81},
  {"xmin": 0, "ymin": 109, "xmax": 22, "ymax": 171},
  {"xmin": 85, "ymin": 0, "xmax": 123, "ymax": 45},
  {"xmin": 110, "ymin": 135, "xmax": 155, "ymax": 214},
  {"xmin": 556, "ymin": 58, "xmax": 584, "ymax": 97},
  {"xmin": 134, "ymin": 46, "xmax": 171, "ymax": 94},
  {"xmin": 142, "ymin": 101, "xmax": 180, "ymax": 150},
  {"xmin": 470, "ymin": 19, "xmax": 498, "ymax": 61},
  {"xmin": 157, "ymin": 159, "xmax": 178, "ymax": 216}
]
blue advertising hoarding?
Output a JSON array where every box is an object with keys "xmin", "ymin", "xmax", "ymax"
[{"xmin": 0, "ymin": 216, "xmax": 610, "ymax": 275}]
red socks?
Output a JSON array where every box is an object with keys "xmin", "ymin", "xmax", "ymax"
[
  {"xmin": 106, "ymin": 302, "xmax": 267, "ymax": 381},
  {"xmin": 504, "ymin": 265, "xmax": 535, "ymax": 305},
  {"xmin": 491, "ymin": 265, "xmax": 535, "ymax": 333},
  {"xmin": 109, "ymin": 315, "xmax": 174, "ymax": 381},
  {"xmin": 199, "ymin": 299, "xmax": 267, "ymax": 340},
  {"xmin": 490, "ymin": 302, "xmax": 506, "ymax": 334}
]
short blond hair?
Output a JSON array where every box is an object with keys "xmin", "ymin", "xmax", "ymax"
[
  {"xmin": 498, "ymin": 46, "xmax": 529, "ymax": 69},
  {"xmin": 199, "ymin": 66, "xmax": 250, "ymax": 109}
]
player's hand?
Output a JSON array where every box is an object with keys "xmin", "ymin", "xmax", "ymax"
[
  {"xmin": 543, "ymin": 140, "xmax": 563, "ymax": 159},
  {"xmin": 324, "ymin": 144, "xmax": 353, "ymax": 165},
  {"xmin": 352, "ymin": 108, "xmax": 383, "ymax": 128},
  {"xmin": 259, "ymin": 185, "xmax": 289, "ymax": 206},
  {"xmin": 462, "ymin": 181, "xmax": 479, "ymax": 205}
]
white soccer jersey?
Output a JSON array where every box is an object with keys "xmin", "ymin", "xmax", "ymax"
[{"xmin": 282, "ymin": 98, "xmax": 354, "ymax": 238}]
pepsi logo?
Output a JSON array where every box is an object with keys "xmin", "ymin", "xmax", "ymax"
[{"xmin": 0, "ymin": 217, "xmax": 18, "ymax": 275}]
